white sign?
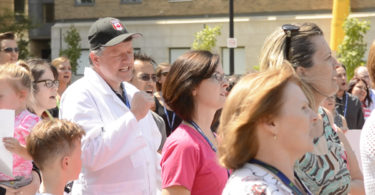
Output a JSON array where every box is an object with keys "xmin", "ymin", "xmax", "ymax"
[
  {"xmin": 0, "ymin": 109, "xmax": 15, "ymax": 177},
  {"xmin": 227, "ymin": 38, "xmax": 237, "ymax": 48}
]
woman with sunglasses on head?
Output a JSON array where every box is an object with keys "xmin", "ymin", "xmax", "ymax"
[
  {"xmin": 26, "ymin": 58, "xmax": 59, "ymax": 119},
  {"xmin": 154, "ymin": 62, "xmax": 182, "ymax": 136},
  {"xmin": 160, "ymin": 50, "xmax": 229, "ymax": 195},
  {"xmin": 259, "ymin": 23, "xmax": 364, "ymax": 194}
]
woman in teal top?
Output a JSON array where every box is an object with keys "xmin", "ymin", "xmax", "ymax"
[{"xmin": 259, "ymin": 23, "xmax": 364, "ymax": 194}]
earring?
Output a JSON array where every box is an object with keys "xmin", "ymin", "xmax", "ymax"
[{"xmin": 273, "ymin": 134, "xmax": 277, "ymax": 141}]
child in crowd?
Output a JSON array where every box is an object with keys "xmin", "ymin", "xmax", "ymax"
[
  {"xmin": 0, "ymin": 63, "xmax": 40, "ymax": 194},
  {"xmin": 27, "ymin": 119, "xmax": 85, "ymax": 195}
]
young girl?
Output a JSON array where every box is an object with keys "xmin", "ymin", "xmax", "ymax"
[
  {"xmin": 0, "ymin": 63, "xmax": 40, "ymax": 195},
  {"xmin": 26, "ymin": 58, "xmax": 59, "ymax": 118}
]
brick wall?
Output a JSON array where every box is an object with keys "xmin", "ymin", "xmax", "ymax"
[{"xmin": 55, "ymin": 0, "xmax": 375, "ymax": 21}]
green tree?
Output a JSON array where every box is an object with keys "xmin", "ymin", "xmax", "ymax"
[
  {"xmin": 337, "ymin": 17, "xmax": 370, "ymax": 80},
  {"xmin": 192, "ymin": 25, "xmax": 221, "ymax": 51},
  {"xmin": 60, "ymin": 25, "xmax": 82, "ymax": 74},
  {"xmin": 0, "ymin": 9, "xmax": 34, "ymax": 59}
]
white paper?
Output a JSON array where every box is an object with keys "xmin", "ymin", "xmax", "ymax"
[{"xmin": 0, "ymin": 109, "xmax": 15, "ymax": 178}]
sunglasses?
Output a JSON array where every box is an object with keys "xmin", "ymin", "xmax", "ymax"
[
  {"xmin": 161, "ymin": 72, "xmax": 169, "ymax": 77},
  {"xmin": 211, "ymin": 72, "xmax": 227, "ymax": 83},
  {"xmin": 282, "ymin": 24, "xmax": 300, "ymax": 60},
  {"xmin": 138, "ymin": 73, "xmax": 157, "ymax": 82},
  {"xmin": 34, "ymin": 79, "xmax": 59, "ymax": 88},
  {"xmin": 1, "ymin": 47, "xmax": 19, "ymax": 53}
]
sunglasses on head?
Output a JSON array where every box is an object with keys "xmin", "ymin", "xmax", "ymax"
[
  {"xmin": 282, "ymin": 24, "xmax": 300, "ymax": 61},
  {"xmin": 1, "ymin": 47, "xmax": 19, "ymax": 53},
  {"xmin": 138, "ymin": 73, "xmax": 157, "ymax": 82}
]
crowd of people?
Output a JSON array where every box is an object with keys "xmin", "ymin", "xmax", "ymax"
[{"xmin": 1, "ymin": 16, "xmax": 375, "ymax": 195}]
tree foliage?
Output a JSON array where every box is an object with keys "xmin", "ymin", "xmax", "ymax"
[
  {"xmin": 0, "ymin": 9, "xmax": 34, "ymax": 59},
  {"xmin": 192, "ymin": 25, "xmax": 221, "ymax": 51},
  {"xmin": 60, "ymin": 25, "xmax": 82, "ymax": 74},
  {"xmin": 337, "ymin": 17, "xmax": 370, "ymax": 80}
]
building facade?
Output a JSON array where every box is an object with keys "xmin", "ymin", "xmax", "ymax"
[{"xmin": 51, "ymin": 0, "xmax": 375, "ymax": 75}]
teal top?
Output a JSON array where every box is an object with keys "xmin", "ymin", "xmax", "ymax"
[{"xmin": 294, "ymin": 107, "xmax": 351, "ymax": 195}]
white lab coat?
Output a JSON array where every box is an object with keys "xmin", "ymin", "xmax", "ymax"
[{"xmin": 59, "ymin": 67, "xmax": 161, "ymax": 195}]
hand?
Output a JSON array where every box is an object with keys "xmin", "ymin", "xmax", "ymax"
[
  {"xmin": 3, "ymin": 137, "xmax": 23, "ymax": 155},
  {"xmin": 131, "ymin": 91, "xmax": 154, "ymax": 121}
]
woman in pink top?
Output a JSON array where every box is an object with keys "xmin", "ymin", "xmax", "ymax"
[
  {"xmin": 0, "ymin": 62, "xmax": 40, "ymax": 194},
  {"xmin": 161, "ymin": 50, "xmax": 229, "ymax": 195}
]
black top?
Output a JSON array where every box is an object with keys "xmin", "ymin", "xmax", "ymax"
[
  {"xmin": 154, "ymin": 96, "xmax": 182, "ymax": 136},
  {"xmin": 336, "ymin": 92, "xmax": 365, "ymax": 129}
]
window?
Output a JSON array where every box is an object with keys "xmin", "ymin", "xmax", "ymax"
[
  {"xmin": 121, "ymin": 0, "xmax": 142, "ymax": 4},
  {"xmin": 43, "ymin": 3, "xmax": 54, "ymax": 23},
  {"xmin": 221, "ymin": 47, "xmax": 246, "ymax": 75},
  {"xmin": 75, "ymin": 0, "xmax": 95, "ymax": 6},
  {"xmin": 169, "ymin": 48, "xmax": 190, "ymax": 64}
]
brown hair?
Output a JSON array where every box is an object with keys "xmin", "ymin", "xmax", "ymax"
[
  {"xmin": 348, "ymin": 77, "xmax": 372, "ymax": 106},
  {"xmin": 367, "ymin": 41, "xmax": 375, "ymax": 85},
  {"xmin": 26, "ymin": 119, "xmax": 85, "ymax": 170},
  {"xmin": 218, "ymin": 63, "xmax": 312, "ymax": 170},
  {"xmin": 162, "ymin": 50, "xmax": 220, "ymax": 121},
  {"xmin": 259, "ymin": 23, "xmax": 323, "ymax": 71},
  {"xmin": 0, "ymin": 62, "xmax": 32, "ymax": 94},
  {"xmin": 155, "ymin": 62, "xmax": 171, "ymax": 91},
  {"xmin": 27, "ymin": 58, "xmax": 58, "ymax": 92}
]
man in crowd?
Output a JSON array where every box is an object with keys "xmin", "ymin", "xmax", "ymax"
[
  {"xmin": 59, "ymin": 17, "xmax": 161, "ymax": 194},
  {"xmin": 336, "ymin": 63, "xmax": 365, "ymax": 129},
  {"xmin": 130, "ymin": 52, "xmax": 167, "ymax": 152},
  {"xmin": 0, "ymin": 32, "xmax": 19, "ymax": 65}
]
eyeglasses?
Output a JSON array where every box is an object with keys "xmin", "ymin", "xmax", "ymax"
[
  {"xmin": 282, "ymin": 24, "xmax": 299, "ymax": 60},
  {"xmin": 1, "ymin": 47, "xmax": 19, "ymax": 53},
  {"xmin": 34, "ymin": 79, "xmax": 59, "ymax": 88},
  {"xmin": 211, "ymin": 72, "xmax": 227, "ymax": 83},
  {"xmin": 161, "ymin": 72, "xmax": 169, "ymax": 77},
  {"xmin": 138, "ymin": 73, "xmax": 157, "ymax": 82}
]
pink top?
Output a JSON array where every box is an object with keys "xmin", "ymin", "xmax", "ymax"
[
  {"xmin": 161, "ymin": 123, "xmax": 228, "ymax": 195},
  {"xmin": 362, "ymin": 103, "xmax": 371, "ymax": 120},
  {"xmin": 0, "ymin": 110, "xmax": 40, "ymax": 181}
]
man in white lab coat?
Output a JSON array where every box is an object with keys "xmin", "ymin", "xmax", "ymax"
[{"xmin": 59, "ymin": 17, "xmax": 162, "ymax": 195}]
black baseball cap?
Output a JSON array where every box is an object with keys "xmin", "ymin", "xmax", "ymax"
[{"xmin": 88, "ymin": 17, "xmax": 141, "ymax": 50}]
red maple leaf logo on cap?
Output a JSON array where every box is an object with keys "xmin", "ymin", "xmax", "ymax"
[{"xmin": 111, "ymin": 19, "xmax": 124, "ymax": 31}]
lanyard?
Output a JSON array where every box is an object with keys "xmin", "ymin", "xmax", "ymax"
[
  {"xmin": 343, "ymin": 93, "xmax": 348, "ymax": 117},
  {"xmin": 249, "ymin": 159, "xmax": 311, "ymax": 195},
  {"xmin": 189, "ymin": 121, "xmax": 216, "ymax": 152},
  {"xmin": 189, "ymin": 121, "xmax": 231, "ymax": 178},
  {"xmin": 121, "ymin": 83, "xmax": 131, "ymax": 109},
  {"xmin": 163, "ymin": 106, "xmax": 175, "ymax": 130}
]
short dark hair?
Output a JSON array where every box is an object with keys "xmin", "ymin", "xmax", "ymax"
[
  {"xmin": 162, "ymin": 50, "xmax": 220, "ymax": 121},
  {"xmin": 27, "ymin": 58, "xmax": 58, "ymax": 92},
  {"xmin": 0, "ymin": 32, "xmax": 16, "ymax": 49},
  {"xmin": 134, "ymin": 52, "xmax": 156, "ymax": 67}
]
